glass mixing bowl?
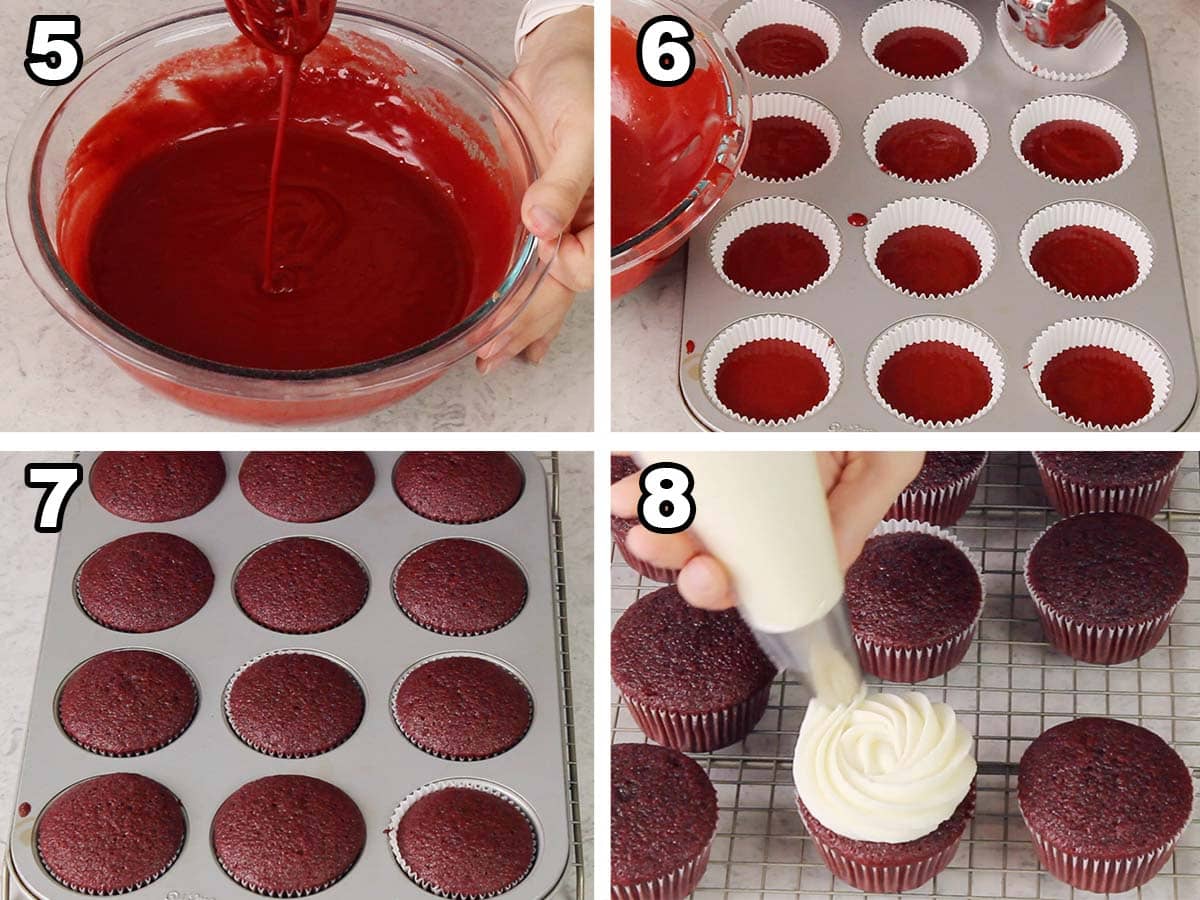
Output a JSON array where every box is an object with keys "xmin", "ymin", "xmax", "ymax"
[
  {"xmin": 611, "ymin": 0, "xmax": 751, "ymax": 298},
  {"xmin": 7, "ymin": 4, "xmax": 549, "ymax": 425}
]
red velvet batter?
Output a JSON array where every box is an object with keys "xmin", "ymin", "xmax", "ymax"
[
  {"xmin": 1021, "ymin": 120, "xmax": 1123, "ymax": 182},
  {"xmin": 1040, "ymin": 347, "xmax": 1153, "ymax": 427},
  {"xmin": 1030, "ymin": 225, "xmax": 1138, "ymax": 298},
  {"xmin": 874, "ymin": 27, "xmax": 968, "ymax": 78},
  {"xmin": 715, "ymin": 339, "xmax": 829, "ymax": 421},
  {"xmin": 722, "ymin": 223, "xmax": 830, "ymax": 294},
  {"xmin": 743, "ymin": 116, "xmax": 830, "ymax": 180},
  {"xmin": 735, "ymin": 24, "xmax": 829, "ymax": 78},
  {"xmin": 877, "ymin": 341, "xmax": 991, "ymax": 423},
  {"xmin": 876, "ymin": 118, "xmax": 976, "ymax": 182},
  {"xmin": 876, "ymin": 225, "xmax": 981, "ymax": 295},
  {"xmin": 848, "ymin": 212, "xmax": 868, "ymax": 227},
  {"xmin": 57, "ymin": 34, "xmax": 515, "ymax": 372}
]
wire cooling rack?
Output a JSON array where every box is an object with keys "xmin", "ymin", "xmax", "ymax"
[{"xmin": 611, "ymin": 452, "xmax": 1200, "ymax": 900}]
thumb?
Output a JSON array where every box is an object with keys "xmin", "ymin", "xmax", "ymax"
[{"xmin": 522, "ymin": 124, "xmax": 593, "ymax": 241}]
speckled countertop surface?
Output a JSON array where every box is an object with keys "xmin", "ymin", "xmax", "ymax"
[
  {"xmin": 0, "ymin": 450, "xmax": 593, "ymax": 897},
  {"xmin": 613, "ymin": 0, "xmax": 1200, "ymax": 431},
  {"xmin": 0, "ymin": 0, "xmax": 593, "ymax": 432}
]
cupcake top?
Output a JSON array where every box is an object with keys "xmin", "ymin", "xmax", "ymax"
[
  {"xmin": 901, "ymin": 452, "xmax": 986, "ymax": 494},
  {"xmin": 214, "ymin": 775, "xmax": 366, "ymax": 895},
  {"xmin": 393, "ymin": 452, "xmax": 524, "ymax": 523},
  {"xmin": 394, "ymin": 786, "xmax": 535, "ymax": 897},
  {"xmin": 394, "ymin": 656, "xmax": 532, "ymax": 760},
  {"xmin": 845, "ymin": 530, "xmax": 982, "ymax": 647},
  {"xmin": 58, "ymin": 649, "xmax": 197, "ymax": 756},
  {"xmin": 1019, "ymin": 717, "xmax": 1193, "ymax": 857},
  {"xmin": 1025, "ymin": 513, "xmax": 1187, "ymax": 625},
  {"xmin": 611, "ymin": 455, "xmax": 638, "ymax": 533},
  {"xmin": 76, "ymin": 532, "xmax": 214, "ymax": 633},
  {"xmin": 37, "ymin": 773, "xmax": 185, "ymax": 894},
  {"xmin": 394, "ymin": 539, "xmax": 527, "ymax": 635},
  {"xmin": 235, "ymin": 537, "xmax": 368, "ymax": 634},
  {"xmin": 90, "ymin": 451, "xmax": 225, "ymax": 522},
  {"xmin": 239, "ymin": 451, "xmax": 375, "ymax": 522},
  {"xmin": 611, "ymin": 585, "xmax": 777, "ymax": 715},
  {"xmin": 1035, "ymin": 451, "xmax": 1184, "ymax": 490},
  {"xmin": 611, "ymin": 742, "xmax": 717, "ymax": 886},
  {"xmin": 226, "ymin": 652, "xmax": 364, "ymax": 758}
]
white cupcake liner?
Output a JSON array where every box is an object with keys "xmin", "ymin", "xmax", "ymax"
[
  {"xmin": 724, "ymin": 0, "xmax": 842, "ymax": 79},
  {"xmin": 1019, "ymin": 201, "xmax": 1152, "ymax": 302},
  {"xmin": 744, "ymin": 92, "xmax": 841, "ymax": 182},
  {"xmin": 997, "ymin": 2, "xmax": 1127, "ymax": 82},
  {"xmin": 1027, "ymin": 317, "xmax": 1170, "ymax": 430},
  {"xmin": 390, "ymin": 651, "xmax": 533, "ymax": 761},
  {"xmin": 612, "ymin": 841, "xmax": 714, "ymax": 900},
  {"xmin": 1011, "ymin": 94, "xmax": 1137, "ymax": 185},
  {"xmin": 701, "ymin": 314, "xmax": 843, "ymax": 427},
  {"xmin": 624, "ymin": 681, "xmax": 773, "ymax": 753},
  {"xmin": 865, "ymin": 197, "xmax": 996, "ymax": 299},
  {"xmin": 864, "ymin": 92, "xmax": 988, "ymax": 184},
  {"xmin": 888, "ymin": 452, "xmax": 988, "ymax": 526},
  {"xmin": 389, "ymin": 779, "xmax": 538, "ymax": 899},
  {"xmin": 862, "ymin": 0, "xmax": 982, "ymax": 80},
  {"xmin": 223, "ymin": 649, "xmax": 364, "ymax": 759},
  {"xmin": 1031, "ymin": 451, "xmax": 1182, "ymax": 518},
  {"xmin": 710, "ymin": 197, "xmax": 842, "ymax": 297},
  {"xmin": 866, "ymin": 316, "xmax": 1006, "ymax": 428}
]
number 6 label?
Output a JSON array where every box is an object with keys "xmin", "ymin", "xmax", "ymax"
[
  {"xmin": 25, "ymin": 15, "xmax": 83, "ymax": 87},
  {"xmin": 637, "ymin": 16, "xmax": 696, "ymax": 87},
  {"xmin": 637, "ymin": 463, "xmax": 696, "ymax": 534}
]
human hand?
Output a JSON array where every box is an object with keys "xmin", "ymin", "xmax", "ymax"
[
  {"xmin": 478, "ymin": 7, "xmax": 594, "ymax": 373},
  {"xmin": 611, "ymin": 452, "xmax": 925, "ymax": 610}
]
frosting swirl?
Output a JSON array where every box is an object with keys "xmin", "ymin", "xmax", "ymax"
[{"xmin": 793, "ymin": 686, "xmax": 976, "ymax": 843}]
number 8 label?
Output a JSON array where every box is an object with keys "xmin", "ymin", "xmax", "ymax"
[{"xmin": 638, "ymin": 463, "xmax": 696, "ymax": 534}]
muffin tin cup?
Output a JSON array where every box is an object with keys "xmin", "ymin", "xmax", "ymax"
[
  {"xmin": 865, "ymin": 197, "xmax": 997, "ymax": 299},
  {"xmin": 886, "ymin": 452, "xmax": 988, "ymax": 526},
  {"xmin": 624, "ymin": 681, "xmax": 773, "ymax": 753},
  {"xmin": 387, "ymin": 779, "xmax": 539, "ymax": 899},
  {"xmin": 1027, "ymin": 317, "xmax": 1171, "ymax": 430},
  {"xmin": 996, "ymin": 2, "xmax": 1128, "ymax": 82},
  {"xmin": 723, "ymin": 0, "xmax": 842, "ymax": 80},
  {"xmin": 711, "ymin": 197, "xmax": 843, "ymax": 297},
  {"xmin": 744, "ymin": 92, "xmax": 841, "ymax": 183},
  {"xmin": 862, "ymin": 0, "xmax": 983, "ymax": 80},
  {"xmin": 611, "ymin": 841, "xmax": 714, "ymax": 900},
  {"xmin": 864, "ymin": 92, "xmax": 989, "ymax": 184},
  {"xmin": 612, "ymin": 524, "xmax": 680, "ymax": 584},
  {"xmin": 701, "ymin": 314, "xmax": 844, "ymax": 427},
  {"xmin": 1030, "ymin": 451, "xmax": 1182, "ymax": 518},
  {"xmin": 865, "ymin": 316, "xmax": 1006, "ymax": 429},
  {"xmin": 855, "ymin": 520, "xmax": 984, "ymax": 683},
  {"xmin": 215, "ymin": 839, "xmax": 357, "ymax": 899},
  {"xmin": 1019, "ymin": 200, "xmax": 1153, "ymax": 302},
  {"xmin": 1023, "ymin": 816, "xmax": 1188, "ymax": 893},
  {"xmin": 1011, "ymin": 94, "xmax": 1137, "ymax": 186}
]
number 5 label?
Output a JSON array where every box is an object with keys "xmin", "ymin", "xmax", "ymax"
[
  {"xmin": 637, "ymin": 16, "xmax": 696, "ymax": 87},
  {"xmin": 637, "ymin": 463, "xmax": 696, "ymax": 534},
  {"xmin": 25, "ymin": 15, "xmax": 83, "ymax": 86}
]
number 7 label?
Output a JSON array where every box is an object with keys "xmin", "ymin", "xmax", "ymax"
[{"xmin": 25, "ymin": 463, "xmax": 83, "ymax": 533}]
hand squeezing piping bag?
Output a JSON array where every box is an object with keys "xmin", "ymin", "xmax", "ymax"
[{"xmin": 634, "ymin": 452, "xmax": 863, "ymax": 706}]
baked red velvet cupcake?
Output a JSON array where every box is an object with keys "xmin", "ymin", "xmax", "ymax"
[
  {"xmin": 611, "ymin": 455, "xmax": 678, "ymax": 584},
  {"xmin": 214, "ymin": 775, "xmax": 366, "ymax": 895},
  {"xmin": 1032, "ymin": 451, "xmax": 1183, "ymax": 518},
  {"xmin": 612, "ymin": 742, "xmax": 718, "ymax": 900},
  {"xmin": 90, "ymin": 451, "xmax": 225, "ymax": 522},
  {"xmin": 394, "ymin": 538, "xmax": 527, "ymax": 635},
  {"xmin": 394, "ymin": 656, "xmax": 532, "ymax": 760},
  {"xmin": 393, "ymin": 452, "xmax": 524, "ymax": 523},
  {"xmin": 239, "ymin": 451, "xmax": 375, "ymax": 522},
  {"xmin": 76, "ymin": 532, "xmax": 214, "ymax": 633},
  {"xmin": 37, "ymin": 773, "xmax": 185, "ymax": 893},
  {"xmin": 845, "ymin": 522, "xmax": 982, "ymax": 682},
  {"xmin": 235, "ymin": 536, "xmax": 368, "ymax": 634},
  {"xmin": 611, "ymin": 585, "xmax": 777, "ymax": 751},
  {"xmin": 1019, "ymin": 717, "xmax": 1193, "ymax": 893},
  {"xmin": 58, "ymin": 649, "xmax": 197, "ymax": 756},
  {"xmin": 391, "ymin": 784, "xmax": 536, "ymax": 897},
  {"xmin": 226, "ymin": 652, "xmax": 364, "ymax": 758},
  {"xmin": 887, "ymin": 451, "xmax": 987, "ymax": 525},
  {"xmin": 1024, "ymin": 513, "xmax": 1187, "ymax": 664}
]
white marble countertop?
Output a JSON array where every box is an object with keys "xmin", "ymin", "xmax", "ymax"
[
  {"xmin": 613, "ymin": 0, "xmax": 1200, "ymax": 431},
  {"xmin": 0, "ymin": 0, "xmax": 593, "ymax": 432},
  {"xmin": 0, "ymin": 450, "xmax": 593, "ymax": 897}
]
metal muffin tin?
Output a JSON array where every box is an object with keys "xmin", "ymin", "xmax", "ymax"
[
  {"xmin": 680, "ymin": 0, "xmax": 1197, "ymax": 431},
  {"xmin": 4, "ymin": 451, "xmax": 571, "ymax": 899}
]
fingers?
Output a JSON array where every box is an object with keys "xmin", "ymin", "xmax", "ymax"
[
  {"xmin": 678, "ymin": 556, "xmax": 736, "ymax": 611},
  {"xmin": 625, "ymin": 523, "xmax": 704, "ymax": 572},
  {"xmin": 548, "ymin": 223, "xmax": 593, "ymax": 292},
  {"xmin": 521, "ymin": 121, "xmax": 594, "ymax": 242},
  {"xmin": 825, "ymin": 452, "xmax": 926, "ymax": 571},
  {"xmin": 476, "ymin": 276, "xmax": 574, "ymax": 373}
]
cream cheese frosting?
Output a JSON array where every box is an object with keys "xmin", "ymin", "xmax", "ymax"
[{"xmin": 793, "ymin": 686, "xmax": 976, "ymax": 843}]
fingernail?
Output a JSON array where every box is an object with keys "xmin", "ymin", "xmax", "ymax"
[{"xmin": 529, "ymin": 205, "xmax": 564, "ymax": 238}]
